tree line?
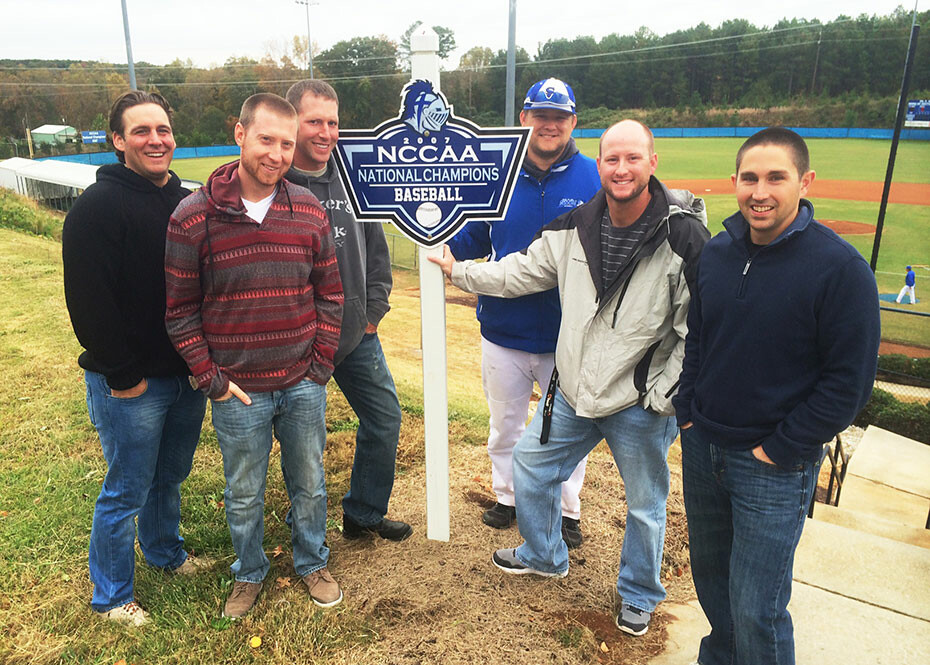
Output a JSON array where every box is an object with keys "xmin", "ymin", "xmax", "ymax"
[{"xmin": 1, "ymin": 9, "xmax": 927, "ymax": 158}]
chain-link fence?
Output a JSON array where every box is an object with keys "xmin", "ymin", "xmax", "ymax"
[
  {"xmin": 385, "ymin": 229, "xmax": 418, "ymax": 271},
  {"xmin": 859, "ymin": 307, "xmax": 930, "ymax": 444}
]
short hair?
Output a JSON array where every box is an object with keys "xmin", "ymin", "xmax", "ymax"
[
  {"xmin": 108, "ymin": 90, "xmax": 172, "ymax": 164},
  {"xmin": 238, "ymin": 93, "xmax": 297, "ymax": 128},
  {"xmin": 736, "ymin": 127, "xmax": 810, "ymax": 177},
  {"xmin": 286, "ymin": 79, "xmax": 339, "ymax": 111},
  {"xmin": 598, "ymin": 119, "xmax": 654, "ymax": 156}
]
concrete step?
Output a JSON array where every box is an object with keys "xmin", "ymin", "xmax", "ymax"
[
  {"xmin": 850, "ymin": 425, "xmax": 930, "ymax": 498},
  {"xmin": 812, "ymin": 503, "xmax": 930, "ymax": 549},
  {"xmin": 838, "ymin": 474, "xmax": 930, "ymax": 529},
  {"xmin": 652, "ymin": 584, "xmax": 930, "ymax": 665},
  {"xmin": 794, "ymin": 518, "xmax": 930, "ymax": 621}
]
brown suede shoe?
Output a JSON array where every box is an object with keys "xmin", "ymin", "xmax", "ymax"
[
  {"xmin": 222, "ymin": 581, "xmax": 263, "ymax": 619},
  {"xmin": 302, "ymin": 568, "xmax": 343, "ymax": 608}
]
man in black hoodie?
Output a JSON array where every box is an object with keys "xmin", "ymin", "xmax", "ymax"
[
  {"xmin": 285, "ymin": 80, "xmax": 411, "ymax": 542},
  {"xmin": 62, "ymin": 91, "xmax": 207, "ymax": 627}
]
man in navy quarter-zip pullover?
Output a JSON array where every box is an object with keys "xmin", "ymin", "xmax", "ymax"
[{"xmin": 674, "ymin": 127, "xmax": 880, "ymax": 665}]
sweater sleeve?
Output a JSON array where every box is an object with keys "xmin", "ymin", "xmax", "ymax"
[
  {"xmin": 450, "ymin": 225, "xmax": 561, "ymax": 297},
  {"xmin": 447, "ymin": 220, "xmax": 492, "ymax": 261},
  {"xmin": 62, "ymin": 192, "xmax": 144, "ymax": 390},
  {"xmin": 164, "ymin": 206, "xmax": 229, "ymax": 399},
  {"xmin": 760, "ymin": 256, "xmax": 880, "ymax": 467},
  {"xmin": 305, "ymin": 216, "xmax": 344, "ymax": 384},
  {"xmin": 363, "ymin": 221, "xmax": 392, "ymax": 327}
]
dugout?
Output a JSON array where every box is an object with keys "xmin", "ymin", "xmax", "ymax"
[{"xmin": 0, "ymin": 158, "xmax": 201, "ymax": 211}]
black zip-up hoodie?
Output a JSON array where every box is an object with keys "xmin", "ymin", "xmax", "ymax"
[{"xmin": 63, "ymin": 163, "xmax": 192, "ymax": 390}]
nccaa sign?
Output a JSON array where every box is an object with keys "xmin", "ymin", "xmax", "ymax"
[{"xmin": 334, "ymin": 80, "xmax": 529, "ymax": 248}]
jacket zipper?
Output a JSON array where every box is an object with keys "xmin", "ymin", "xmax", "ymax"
[{"xmin": 737, "ymin": 257, "xmax": 752, "ymax": 298}]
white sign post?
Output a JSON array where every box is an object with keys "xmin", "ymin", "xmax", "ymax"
[{"xmin": 410, "ymin": 29, "xmax": 450, "ymax": 542}]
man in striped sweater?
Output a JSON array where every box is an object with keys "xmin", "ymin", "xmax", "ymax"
[{"xmin": 165, "ymin": 93, "xmax": 344, "ymax": 618}]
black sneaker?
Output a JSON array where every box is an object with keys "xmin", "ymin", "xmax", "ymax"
[
  {"xmin": 492, "ymin": 548, "xmax": 568, "ymax": 578},
  {"xmin": 561, "ymin": 517, "xmax": 583, "ymax": 549},
  {"xmin": 615, "ymin": 602, "xmax": 651, "ymax": 636},
  {"xmin": 482, "ymin": 502, "xmax": 516, "ymax": 529},
  {"xmin": 342, "ymin": 514, "xmax": 413, "ymax": 541}
]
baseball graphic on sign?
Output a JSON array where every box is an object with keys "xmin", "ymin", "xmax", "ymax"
[{"xmin": 416, "ymin": 202, "xmax": 442, "ymax": 228}]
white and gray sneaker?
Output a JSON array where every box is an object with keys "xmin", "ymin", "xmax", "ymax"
[
  {"xmin": 492, "ymin": 548, "xmax": 568, "ymax": 578},
  {"xmin": 615, "ymin": 602, "xmax": 651, "ymax": 636},
  {"xmin": 95, "ymin": 600, "xmax": 150, "ymax": 627}
]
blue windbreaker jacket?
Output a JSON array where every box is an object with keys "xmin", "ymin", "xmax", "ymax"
[{"xmin": 447, "ymin": 149, "xmax": 600, "ymax": 353}]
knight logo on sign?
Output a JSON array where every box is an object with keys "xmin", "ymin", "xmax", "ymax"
[{"xmin": 334, "ymin": 80, "xmax": 530, "ymax": 248}]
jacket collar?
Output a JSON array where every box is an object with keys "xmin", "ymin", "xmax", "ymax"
[
  {"xmin": 522, "ymin": 138, "xmax": 579, "ymax": 181},
  {"xmin": 723, "ymin": 199, "xmax": 815, "ymax": 249},
  {"xmin": 285, "ymin": 155, "xmax": 339, "ymax": 187}
]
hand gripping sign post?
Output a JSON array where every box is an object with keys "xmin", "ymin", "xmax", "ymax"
[{"xmin": 334, "ymin": 29, "xmax": 529, "ymax": 540}]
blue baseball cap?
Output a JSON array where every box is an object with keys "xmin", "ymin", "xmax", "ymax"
[{"xmin": 523, "ymin": 78, "xmax": 576, "ymax": 114}]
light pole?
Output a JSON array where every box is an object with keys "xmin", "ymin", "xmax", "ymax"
[
  {"xmin": 294, "ymin": 0, "xmax": 319, "ymax": 78},
  {"xmin": 120, "ymin": 0, "xmax": 137, "ymax": 89}
]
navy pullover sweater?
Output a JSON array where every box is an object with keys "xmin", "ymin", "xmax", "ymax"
[{"xmin": 673, "ymin": 200, "xmax": 880, "ymax": 468}]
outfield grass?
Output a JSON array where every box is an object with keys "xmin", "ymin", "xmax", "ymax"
[
  {"xmin": 575, "ymin": 137, "xmax": 930, "ymax": 183},
  {"xmin": 173, "ymin": 138, "xmax": 930, "ymax": 187}
]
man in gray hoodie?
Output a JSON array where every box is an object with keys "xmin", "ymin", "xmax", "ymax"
[{"xmin": 285, "ymin": 80, "xmax": 411, "ymax": 542}]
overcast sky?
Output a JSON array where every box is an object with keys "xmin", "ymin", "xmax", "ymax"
[{"xmin": 1, "ymin": 1, "xmax": 921, "ymax": 68}]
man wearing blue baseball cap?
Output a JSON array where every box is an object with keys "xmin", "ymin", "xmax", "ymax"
[{"xmin": 447, "ymin": 78, "xmax": 600, "ymax": 547}]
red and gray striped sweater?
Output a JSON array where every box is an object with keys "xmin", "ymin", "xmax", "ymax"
[{"xmin": 165, "ymin": 161, "xmax": 343, "ymax": 399}]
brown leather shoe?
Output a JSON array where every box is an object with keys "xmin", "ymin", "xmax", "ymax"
[
  {"xmin": 222, "ymin": 581, "xmax": 263, "ymax": 619},
  {"xmin": 302, "ymin": 568, "xmax": 343, "ymax": 608}
]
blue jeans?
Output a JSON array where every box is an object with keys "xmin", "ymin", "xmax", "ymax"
[
  {"xmin": 85, "ymin": 371, "xmax": 206, "ymax": 612},
  {"xmin": 512, "ymin": 391, "xmax": 677, "ymax": 612},
  {"xmin": 681, "ymin": 424, "xmax": 820, "ymax": 665},
  {"xmin": 332, "ymin": 333, "xmax": 402, "ymax": 526},
  {"xmin": 211, "ymin": 379, "xmax": 329, "ymax": 582}
]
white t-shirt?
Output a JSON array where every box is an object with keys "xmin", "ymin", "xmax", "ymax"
[{"xmin": 241, "ymin": 188, "xmax": 277, "ymax": 224}]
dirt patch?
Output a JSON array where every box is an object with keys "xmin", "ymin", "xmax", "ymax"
[
  {"xmin": 664, "ymin": 178, "xmax": 930, "ymax": 205},
  {"xmin": 325, "ymin": 417, "xmax": 695, "ymax": 665},
  {"xmin": 817, "ymin": 219, "xmax": 876, "ymax": 235},
  {"xmin": 549, "ymin": 608, "xmax": 670, "ymax": 663},
  {"xmin": 405, "ymin": 285, "xmax": 477, "ymax": 308},
  {"xmin": 879, "ymin": 341, "xmax": 930, "ymax": 358}
]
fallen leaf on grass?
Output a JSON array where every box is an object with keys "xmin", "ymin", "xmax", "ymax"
[
  {"xmin": 0, "ymin": 511, "xmax": 8, "ymax": 518},
  {"xmin": 272, "ymin": 545, "xmax": 284, "ymax": 558},
  {"xmin": 600, "ymin": 642, "xmax": 609, "ymax": 653},
  {"xmin": 472, "ymin": 476, "xmax": 482, "ymax": 483},
  {"xmin": 275, "ymin": 576, "xmax": 292, "ymax": 590}
]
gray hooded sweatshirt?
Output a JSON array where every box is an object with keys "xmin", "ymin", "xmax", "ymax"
[{"xmin": 286, "ymin": 157, "xmax": 392, "ymax": 365}]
